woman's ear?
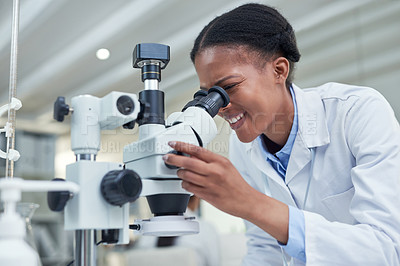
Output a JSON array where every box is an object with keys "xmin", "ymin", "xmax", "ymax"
[{"xmin": 273, "ymin": 57, "xmax": 289, "ymax": 84}]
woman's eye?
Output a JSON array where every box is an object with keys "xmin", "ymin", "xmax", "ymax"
[{"xmin": 224, "ymin": 84, "xmax": 236, "ymax": 91}]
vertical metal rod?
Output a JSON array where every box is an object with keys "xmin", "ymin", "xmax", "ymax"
[
  {"xmin": 74, "ymin": 154, "xmax": 97, "ymax": 266},
  {"xmin": 5, "ymin": 0, "xmax": 20, "ymax": 178},
  {"xmin": 75, "ymin": 230, "xmax": 96, "ymax": 266},
  {"xmin": 144, "ymin": 79, "xmax": 159, "ymax": 90}
]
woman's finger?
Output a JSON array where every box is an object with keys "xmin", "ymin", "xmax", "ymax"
[
  {"xmin": 177, "ymin": 169, "xmax": 207, "ymax": 187},
  {"xmin": 168, "ymin": 141, "xmax": 221, "ymax": 163},
  {"xmin": 181, "ymin": 180, "xmax": 206, "ymax": 197},
  {"xmin": 163, "ymin": 152, "xmax": 209, "ymax": 174}
]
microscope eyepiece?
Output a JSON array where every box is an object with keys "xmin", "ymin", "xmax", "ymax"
[
  {"xmin": 194, "ymin": 90, "xmax": 208, "ymax": 98},
  {"xmin": 181, "ymin": 90, "xmax": 208, "ymax": 112},
  {"xmin": 195, "ymin": 86, "xmax": 230, "ymax": 117}
]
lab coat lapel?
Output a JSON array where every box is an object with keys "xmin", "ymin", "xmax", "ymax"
[
  {"xmin": 285, "ymin": 85, "xmax": 330, "ymax": 184},
  {"xmin": 247, "ymin": 141, "xmax": 286, "ymax": 188},
  {"xmin": 248, "ymin": 140, "xmax": 297, "ymax": 206},
  {"xmin": 285, "ymin": 137, "xmax": 311, "ymax": 184}
]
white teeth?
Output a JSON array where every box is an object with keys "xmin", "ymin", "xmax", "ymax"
[{"xmin": 227, "ymin": 113, "xmax": 244, "ymax": 124}]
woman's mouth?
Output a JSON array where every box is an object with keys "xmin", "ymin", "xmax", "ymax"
[{"xmin": 225, "ymin": 112, "xmax": 245, "ymax": 129}]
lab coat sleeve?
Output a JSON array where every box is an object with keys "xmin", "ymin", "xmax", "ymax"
[
  {"xmin": 229, "ymin": 133, "xmax": 283, "ymax": 266},
  {"xmin": 304, "ymin": 92, "xmax": 400, "ymax": 265},
  {"xmin": 279, "ymin": 206, "xmax": 306, "ymax": 262},
  {"xmin": 242, "ymin": 220, "xmax": 284, "ymax": 266}
]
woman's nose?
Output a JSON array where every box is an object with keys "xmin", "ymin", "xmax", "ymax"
[{"xmin": 218, "ymin": 102, "xmax": 232, "ymax": 116}]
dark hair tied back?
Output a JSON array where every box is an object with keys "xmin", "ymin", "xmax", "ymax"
[
  {"xmin": 190, "ymin": 3, "xmax": 301, "ymax": 88},
  {"xmin": 279, "ymin": 23, "xmax": 300, "ymax": 63}
]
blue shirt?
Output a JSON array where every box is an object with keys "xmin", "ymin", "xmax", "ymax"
[{"xmin": 257, "ymin": 86, "xmax": 306, "ymax": 262}]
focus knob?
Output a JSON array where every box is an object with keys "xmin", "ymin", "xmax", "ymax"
[
  {"xmin": 54, "ymin": 96, "xmax": 70, "ymax": 122},
  {"xmin": 47, "ymin": 178, "xmax": 71, "ymax": 212},
  {"xmin": 101, "ymin": 169, "xmax": 142, "ymax": 206},
  {"xmin": 164, "ymin": 150, "xmax": 185, "ymax": 169}
]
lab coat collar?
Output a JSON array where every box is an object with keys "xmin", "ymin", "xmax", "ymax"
[
  {"xmin": 246, "ymin": 84, "xmax": 330, "ymax": 187},
  {"xmin": 244, "ymin": 84, "xmax": 330, "ymax": 151},
  {"xmin": 285, "ymin": 84, "xmax": 330, "ymax": 184},
  {"xmin": 292, "ymin": 84, "xmax": 330, "ymax": 149}
]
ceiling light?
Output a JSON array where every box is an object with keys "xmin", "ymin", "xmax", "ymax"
[{"xmin": 96, "ymin": 48, "xmax": 110, "ymax": 60}]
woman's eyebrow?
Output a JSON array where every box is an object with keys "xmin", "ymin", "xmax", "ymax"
[
  {"xmin": 200, "ymin": 75, "xmax": 241, "ymax": 90},
  {"xmin": 215, "ymin": 75, "xmax": 241, "ymax": 86}
]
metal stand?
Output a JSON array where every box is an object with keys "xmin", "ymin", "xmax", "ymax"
[
  {"xmin": 74, "ymin": 154, "xmax": 96, "ymax": 266},
  {"xmin": 5, "ymin": 0, "xmax": 20, "ymax": 178},
  {"xmin": 75, "ymin": 230, "xmax": 96, "ymax": 266}
]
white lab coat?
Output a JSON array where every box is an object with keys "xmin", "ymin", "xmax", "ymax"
[{"xmin": 229, "ymin": 83, "xmax": 400, "ymax": 265}]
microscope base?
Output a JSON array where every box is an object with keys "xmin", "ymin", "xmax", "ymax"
[{"xmin": 133, "ymin": 215, "xmax": 199, "ymax": 236}]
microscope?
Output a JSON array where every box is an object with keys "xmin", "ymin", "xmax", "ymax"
[{"xmin": 49, "ymin": 43, "xmax": 229, "ymax": 265}]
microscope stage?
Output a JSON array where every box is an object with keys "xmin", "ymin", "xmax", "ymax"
[{"xmin": 133, "ymin": 215, "xmax": 199, "ymax": 236}]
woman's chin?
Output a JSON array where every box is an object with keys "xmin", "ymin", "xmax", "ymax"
[{"xmin": 235, "ymin": 129, "xmax": 258, "ymax": 143}]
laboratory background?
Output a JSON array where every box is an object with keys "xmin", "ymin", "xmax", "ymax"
[{"xmin": 0, "ymin": 0, "xmax": 399, "ymax": 266}]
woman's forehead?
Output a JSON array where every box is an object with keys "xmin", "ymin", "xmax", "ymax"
[
  {"xmin": 195, "ymin": 45, "xmax": 271, "ymax": 69},
  {"xmin": 197, "ymin": 46, "xmax": 273, "ymax": 77}
]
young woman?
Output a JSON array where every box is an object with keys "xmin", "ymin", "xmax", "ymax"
[{"xmin": 162, "ymin": 3, "xmax": 400, "ymax": 265}]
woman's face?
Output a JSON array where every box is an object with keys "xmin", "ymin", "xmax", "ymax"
[{"xmin": 194, "ymin": 46, "xmax": 292, "ymax": 144}]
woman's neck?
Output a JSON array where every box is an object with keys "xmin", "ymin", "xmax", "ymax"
[{"xmin": 264, "ymin": 88, "xmax": 294, "ymax": 146}]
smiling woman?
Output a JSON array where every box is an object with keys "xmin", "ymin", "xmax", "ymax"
[
  {"xmin": 191, "ymin": 4, "xmax": 300, "ymax": 145},
  {"xmin": 162, "ymin": 3, "xmax": 400, "ymax": 266},
  {"xmin": 194, "ymin": 46, "xmax": 294, "ymax": 144}
]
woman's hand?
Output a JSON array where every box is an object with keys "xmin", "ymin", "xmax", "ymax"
[
  {"xmin": 162, "ymin": 141, "xmax": 256, "ymax": 218},
  {"xmin": 162, "ymin": 141, "xmax": 289, "ymax": 243}
]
